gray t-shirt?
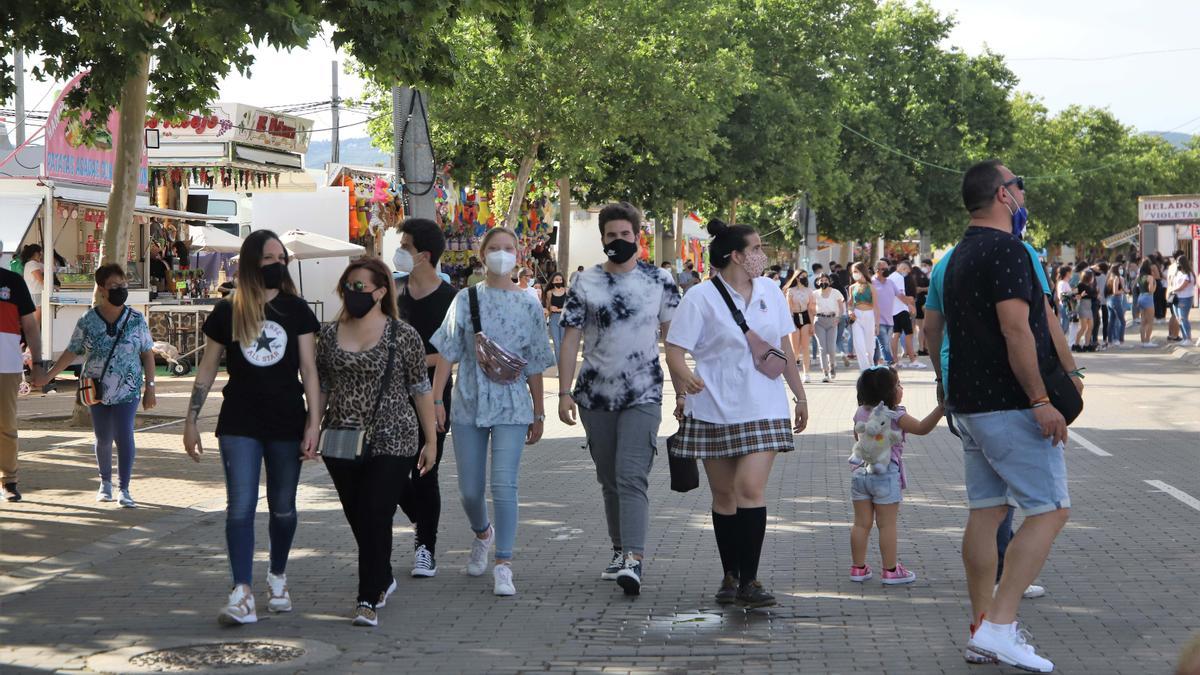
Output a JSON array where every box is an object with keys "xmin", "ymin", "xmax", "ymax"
[{"xmin": 561, "ymin": 262, "xmax": 680, "ymax": 411}]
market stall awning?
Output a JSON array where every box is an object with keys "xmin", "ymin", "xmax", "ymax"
[
  {"xmin": 48, "ymin": 184, "xmax": 227, "ymax": 222},
  {"xmin": 1102, "ymin": 226, "xmax": 1140, "ymax": 249},
  {"xmin": 190, "ymin": 225, "xmax": 242, "ymax": 253},
  {"xmin": 0, "ymin": 194, "xmax": 43, "ymax": 254},
  {"xmin": 279, "ymin": 229, "xmax": 364, "ymax": 260}
]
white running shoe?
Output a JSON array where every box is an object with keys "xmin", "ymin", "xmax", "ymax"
[
  {"xmin": 964, "ymin": 646, "xmax": 997, "ymax": 665},
  {"xmin": 412, "ymin": 545, "xmax": 438, "ymax": 578},
  {"xmin": 1141, "ymin": 341, "xmax": 1160, "ymax": 348},
  {"xmin": 465, "ymin": 526, "xmax": 494, "ymax": 576},
  {"xmin": 118, "ymin": 488, "xmax": 136, "ymax": 508},
  {"xmin": 493, "ymin": 563, "xmax": 516, "ymax": 596},
  {"xmin": 967, "ymin": 621, "xmax": 1054, "ymax": 673},
  {"xmin": 376, "ymin": 577, "xmax": 398, "ymax": 607},
  {"xmin": 218, "ymin": 585, "xmax": 258, "ymax": 626},
  {"xmin": 1023, "ymin": 584, "xmax": 1046, "ymax": 599},
  {"xmin": 907, "ymin": 360, "xmax": 928, "ymax": 369},
  {"xmin": 97, "ymin": 480, "xmax": 113, "ymax": 502},
  {"xmin": 265, "ymin": 571, "xmax": 292, "ymax": 613},
  {"xmin": 802, "ymin": 374, "xmax": 810, "ymax": 383}
]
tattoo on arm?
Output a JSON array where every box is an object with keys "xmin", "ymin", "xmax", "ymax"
[{"xmin": 188, "ymin": 382, "xmax": 211, "ymax": 424}]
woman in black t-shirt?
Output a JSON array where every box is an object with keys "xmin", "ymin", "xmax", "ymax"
[
  {"xmin": 1073, "ymin": 269, "xmax": 1098, "ymax": 351},
  {"xmin": 183, "ymin": 230, "xmax": 321, "ymax": 627}
]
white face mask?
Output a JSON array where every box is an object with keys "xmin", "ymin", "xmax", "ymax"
[
  {"xmin": 485, "ymin": 250, "xmax": 517, "ymax": 276},
  {"xmin": 393, "ymin": 248, "xmax": 415, "ymax": 274}
]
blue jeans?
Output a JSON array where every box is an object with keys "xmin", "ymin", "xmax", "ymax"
[
  {"xmin": 89, "ymin": 399, "xmax": 139, "ymax": 489},
  {"xmin": 1172, "ymin": 296, "xmax": 1193, "ymax": 341},
  {"xmin": 547, "ymin": 315, "xmax": 565, "ymax": 365},
  {"xmin": 874, "ymin": 324, "xmax": 894, "ymax": 365},
  {"xmin": 451, "ymin": 423, "xmax": 528, "ymax": 561},
  {"xmin": 836, "ymin": 314, "xmax": 850, "ymax": 355},
  {"xmin": 956, "ymin": 409, "xmax": 1070, "ymax": 517},
  {"xmin": 1107, "ymin": 296, "xmax": 1126, "ymax": 344},
  {"xmin": 218, "ymin": 435, "xmax": 303, "ymax": 586},
  {"xmin": 1058, "ymin": 300, "xmax": 1071, "ymax": 334}
]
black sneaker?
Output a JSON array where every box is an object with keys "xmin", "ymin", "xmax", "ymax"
[
  {"xmin": 411, "ymin": 545, "xmax": 437, "ymax": 578},
  {"xmin": 715, "ymin": 573, "xmax": 739, "ymax": 605},
  {"xmin": 600, "ymin": 550, "xmax": 624, "ymax": 580},
  {"xmin": 737, "ymin": 580, "xmax": 776, "ymax": 608},
  {"xmin": 2, "ymin": 483, "xmax": 20, "ymax": 502},
  {"xmin": 616, "ymin": 556, "xmax": 642, "ymax": 596}
]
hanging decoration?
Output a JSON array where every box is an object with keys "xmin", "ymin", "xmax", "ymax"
[{"xmin": 149, "ymin": 166, "xmax": 283, "ymax": 191}]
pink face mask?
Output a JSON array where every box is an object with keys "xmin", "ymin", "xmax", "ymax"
[{"xmin": 742, "ymin": 250, "xmax": 769, "ymax": 278}]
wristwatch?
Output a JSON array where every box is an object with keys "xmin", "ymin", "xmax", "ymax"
[
  {"xmin": 145, "ymin": 381, "xmax": 156, "ymax": 388},
  {"xmin": 534, "ymin": 414, "xmax": 546, "ymax": 422}
]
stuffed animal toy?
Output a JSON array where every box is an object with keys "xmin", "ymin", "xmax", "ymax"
[{"xmin": 851, "ymin": 402, "xmax": 900, "ymax": 474}]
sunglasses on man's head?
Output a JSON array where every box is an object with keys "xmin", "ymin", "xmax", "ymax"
[{"xmin": 1002, "ymin": 176, "xmax": 1025, "ymax": 192}]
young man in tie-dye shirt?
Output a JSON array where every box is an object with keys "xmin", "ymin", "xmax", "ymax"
[{"xmin": 557, "ymin": 202, "xmax": 680, "ymax": 596}]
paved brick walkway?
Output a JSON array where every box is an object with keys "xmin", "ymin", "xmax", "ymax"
[{"xmin": 1, "ymin": 348, "xmax": 1198, "ymax": 673}]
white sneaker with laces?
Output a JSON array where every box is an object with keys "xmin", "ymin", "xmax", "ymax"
[
  {"xmin": 218, "ymin": 585, "xmax": 258, "ymax": 626},
  {"xmin": 465, "ymin": 526, "xmax": 494, "ymax": 576},
  {"xmin": 265, "ymin": 572, "xmax": 292, "ymax": 612},
  {"xmin": 967, "ymin": 621, "xmax": 1054, "ymax": 672},
  {"xmin": 118, "ymin": 488, "xmax": 136, "ymax": 508},
  {"xmin": 1023, "ymin": 583, "xmax": 1046, "ymax": 599},
  {"xmin": 964, "ymin": 646, "xmax": 997, "ymax": 664},
  {"xmin": 493, "ymin": 563, "xmax": 516, "ymax": 596},
  {"xmin": 376, "ymin": 577, "xmax": 398, "ymax": 607},
  {"xmin": 411, "ymin": 545, "xmax": 438, "ymax": 578},
  {"xmin": 908, "ymin": 360, "xmax": 927, "ymax": 369},
  {"xmin": 97, "ymin": 480, "xmax": 113, "ymax": 502}
]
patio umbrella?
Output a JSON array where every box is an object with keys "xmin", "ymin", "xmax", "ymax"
[{"xmin": 278, "ymin": 229, "xmax": 365, "ymax": 294}]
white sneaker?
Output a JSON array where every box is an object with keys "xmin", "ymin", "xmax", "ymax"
[
  {"xmin": 908, "ymin": 360, "xmax": 927, "ymax": 369},
  {"xmin": 97, "ymin": 480, "xmax": 113, "ymax": 502},
  {"xmin": 1023, "ymin": 584, "xmax": 1046, "ymax": 599},
  {"xmin": 352, "ymin": 601, "xmax": 379, "ymax": 627},
  {"xmin": 1141, "ymin": 341, "xmax": 1160, "ymax": 348},
  {"xmin": 465, "ymin": 526, "xmax": 494, "ymax": 576},
  {"xmin": 967, "ymin": 621, "xmax": 1054, "ymax": 672},
  {"xmin": 118, "ymin": 488, "xmax": 136, "ymax": 508},
  {"xmin": 493, "ymin": 563, "xmax": 516, "ymax": 596},
  {"xmin": 964, "ymin": 646, "xmax": 997, "ymax": 664},
  {"xmin": 1119, "ymin": 342, "xmax": 1136, "ymax": 349},
  {"xmin": 265, "ymin": 571, "xmax": 292, "ymax": 612},
  {"xmin": 376, "ymin": 577, "xmax": 398, "ymax": 607},
  {"xmin": 412, "ymin": 545, "xmax": 438, "ymax": 578},
  {"xmin": 218, "ymin": 585, "xmax": 258, "ymax": 626},
  {"xmin": 802, "ymin": 374, "xmax": 810, "ymax": 383}
]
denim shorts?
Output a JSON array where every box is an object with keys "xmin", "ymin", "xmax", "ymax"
[
  {"xmin": 955, "ymin": 409, "xmax": 1070, "ymax": 517},
  {"xmin": 850, "ymin": 463, "xmax": 902, "ymax": 505},
  {"xmin": 1136, "ymin": 293, "xmax": 1154, "ymax": 311}
]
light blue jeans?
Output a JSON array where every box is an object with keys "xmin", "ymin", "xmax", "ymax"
[
  {"xmin": 1171, "ymin": 296, "xmax": 1193, "ymax": 341},
  {"xmin": 1107, "ymin": 295, "xmax": 1126, "ymax": 344},
  {"xmin": 874, "ymin": 324, "xmax": 894, "ymax": 365},
  {"xmin": 451, "ymin": 423, "xmax": 528, "ymax": 561},
  {"xmin": 547, "ymin": 315, "xmax": 565, "ymax": 364}
]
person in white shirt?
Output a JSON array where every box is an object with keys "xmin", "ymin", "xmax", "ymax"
[
  {"xmin": 783, "ymin": 271, "xmax": 816, "ymax": 382},
  {"xmin": 665, "ymin": 218, "xmax": 809, "ymax": 610},
  {"xmin": 811, "ymin": 274, "xmax": 846, "ymax": 382},
  {"xmin": 20, "ymin": 245, "xmax": 45, "ymax": 325},
  {"xmin": 517, "ymin": 268, "xmax": 542, "ymax": 305},
  {"xmin": 887, "ymin": 260, "xmax": 921, "ymax": 368},
  {"xmin": 1168, "ymin": 254, "xmax": 1195, "ymax": 343}
]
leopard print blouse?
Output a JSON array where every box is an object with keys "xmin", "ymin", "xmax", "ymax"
[{"xmin": 317, "ymin": 319, "xmax": 431, "ymax": 457}]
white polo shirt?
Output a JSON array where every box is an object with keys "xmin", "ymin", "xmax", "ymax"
[
  {"xmin": 887, "ymin": 271, "xmax": 908, "ymax": 317},
  {"xmin": 666, "ymin": 274, "xmax": 795, "ymax": 425}
]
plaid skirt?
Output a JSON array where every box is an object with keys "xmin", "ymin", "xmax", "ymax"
[{"xmin": 667, "ymin": 416, "xmax": 794, "ymax": 459}]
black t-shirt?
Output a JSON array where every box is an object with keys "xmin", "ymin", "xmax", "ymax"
[
  {"xmin": 1076, "ymin": 283, "xmax": 1098, "ymax": 302},
  {"xmin": 397, "ymin": 279, "xmax": 457, "ymax": 400},
  {"xmin": 943, "ymin": 227, "xmax": 1059, "ymax": 414},
  {"xmin": 202, "ymin": 293, "xmax": 320, "ymax": 440},
  {"xmin": 832, "ymin": 270, "xmax": 851, "ymax": 298}
]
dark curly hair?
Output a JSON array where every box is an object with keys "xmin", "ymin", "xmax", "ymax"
[{"xmin": 856, "ymin": 366, "xmax": 900, "ymax": 409}]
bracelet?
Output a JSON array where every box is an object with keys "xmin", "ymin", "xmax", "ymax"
[
  {"xmin": 1030, "ymin": 395, "xmax": 1050, "ymax": 406},
  {"xmin": 1070, "ymin": 368, "xmax": 1086, "ymax": 379},
  {"xmin": 534, "ymin": 414, "xmax": 546, "ymax": 422},
  {"xmin": 145, "ymin": 381, "xmax": 156, "ymax": 388},
  {"xmin": 793, "ymin": 397, "xmax": 807, "ymax": 404},
  {"xmin": 434, "ymin": 399, "xmax": 444, "ymax": 406},
  {"xmin": 1030, "ymin": 401, "xmax": 1050, "ymax": 409}
]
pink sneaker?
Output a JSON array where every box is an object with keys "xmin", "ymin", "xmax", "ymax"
[
  {"xmin": 849, "ymin": 564, "xmax": 872, "ymax": 582},
  {"xmin": 881, "ymin": 563, "xmax": 917, "ymax": 585}
]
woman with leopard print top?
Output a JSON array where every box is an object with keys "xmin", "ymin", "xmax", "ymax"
[{"xmin": 316, "ymin": 257, "xmax": 437, "ymax": 627}]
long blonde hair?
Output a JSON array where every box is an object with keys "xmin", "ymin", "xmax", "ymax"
[{"xmin": 232, "ymin": 230, "xmax": 298, "ymax": 346}]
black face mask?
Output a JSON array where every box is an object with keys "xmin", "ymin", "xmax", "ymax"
[
  {"xmin": 343, "ymin": 289, "xmax": 378, "ymax": 319},
  {"xmin": 261, "ymin": 263, "xmax": 285, "ymax": 289},
  {"xmin": 604, "ymin": 238, "xmax": 639, "ymax": 264},
  {"xmin": 107, "ymin": 287, "xmax": 129, "ymax": 306},
  {"xmin": 798, "ymin": 276, "xmax": 809, "ymax": 287},
  {"xmin": 551, "ymin": 281, "xmax": 564, "ymax": 288}
]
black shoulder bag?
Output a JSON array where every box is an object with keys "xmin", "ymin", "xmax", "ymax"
[
  {"xmin": 318, "ymin": 320, "xmax": 399, "ymax": 462},
  {"xmin": 1023, "ymin": 250, "xmax": 1083, "ymax": 425},
  {"xmin": 77, "ymin": 308, "xmax": 131, "ymax": 407}
]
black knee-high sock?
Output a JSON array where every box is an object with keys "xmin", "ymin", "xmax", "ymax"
[
  {"xmin": 712, "ymin": 511, "xmax": 739, "ymax": 577},
  {"xmin": 736, "ymin": 507, "xmax": 767, "ymax": 584}
]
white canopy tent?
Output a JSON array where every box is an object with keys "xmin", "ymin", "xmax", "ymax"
[
  {"xmin": 189, "ymin": 225, "xmax": 243, "ymax": 253},
  {"xmin": 277, "ymin": 229, "xmax": 364, "ymax": 295}
]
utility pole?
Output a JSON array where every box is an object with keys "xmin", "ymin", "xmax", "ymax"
[
  {"xmin": 557, "ymin": 177, "xmax": 571, "ymax": 274},
  {"xmin": 330, "ymin": 60, "xmax": 340, "ymax": 164},
  {"xmin": 13, "ymin": 49, "xmax": 26, "ymax": 145},
  {"xmin": 393, "ymin": 86, "xmax": 435, "ymax": 219}
]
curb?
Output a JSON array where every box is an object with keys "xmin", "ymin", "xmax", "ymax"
[{"xmin": 1168, "ymin": 342, "xmax": 1200, "ymax": 367}]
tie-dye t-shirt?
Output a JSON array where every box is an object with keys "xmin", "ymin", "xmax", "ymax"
[{"xmin": 560, "ymin": 262, "xmax": 680, "ymax": 411}]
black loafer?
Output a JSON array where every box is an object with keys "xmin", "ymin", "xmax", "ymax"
[
  {"xmin": 736, "ymin": 580, "xmax": 776, "ymax": 608},
  {"xmin": 1, "ymin": 483, "xmax": 20, "ymax": 502}
]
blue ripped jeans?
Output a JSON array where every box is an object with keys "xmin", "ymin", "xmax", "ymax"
[
  {"xmin": 218, "ymin": 435, "xmax": 303, "ymax": 586},
  {"xmin": 451, "ymin": 423, "xmax": 527, "ymax": 561}
]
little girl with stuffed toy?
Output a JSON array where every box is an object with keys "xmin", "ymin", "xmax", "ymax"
[{"xmin": 849, "ymin": 366, "xmax": 943, "ymax": 585}]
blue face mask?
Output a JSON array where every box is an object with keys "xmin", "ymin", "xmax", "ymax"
[{"xmin": 1004, "ymin": 187, "xmax": 1029, "ymax": 239}]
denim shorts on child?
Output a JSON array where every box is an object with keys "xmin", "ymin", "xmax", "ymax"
[
  {"xmin": 954, "ymin": 408, "xmax": 1070, "ymax": 517},
  {"xmin": 850, "ymin": 463, "xmax": 902, "ymax": 505}
]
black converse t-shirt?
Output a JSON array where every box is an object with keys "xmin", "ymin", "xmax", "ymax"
[{"xmin": 203, "ymin": 293, "xmax": 320, "ymax": 440}]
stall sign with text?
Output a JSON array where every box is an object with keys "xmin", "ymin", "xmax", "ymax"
[{"xmin": 45, "ymin": 72, "xmax": 149, "ymax": 192}]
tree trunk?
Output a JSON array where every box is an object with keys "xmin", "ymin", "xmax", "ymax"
[
  {"xmin": 503, "ymin": 140, "xmax": 540, "ymax": 230},
  {"xmin": 100, "ymin": 50, "xmax": 151, "ymax": 270},
  {"xmin": 728, "ymin": 198, "xmax": 738, "ymax": 224},
  {"xmin": 557, "ymin": 176, "xmax": 571, "ymax": 273},
  {"xmin": 674, "ymin": 201, "xmax": 684, "ymax": 243}
]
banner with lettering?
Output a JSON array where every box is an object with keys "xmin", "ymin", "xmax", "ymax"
[{"xmin": 44, "ymin": 72, "xmax": 149, "ymax": 192}]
